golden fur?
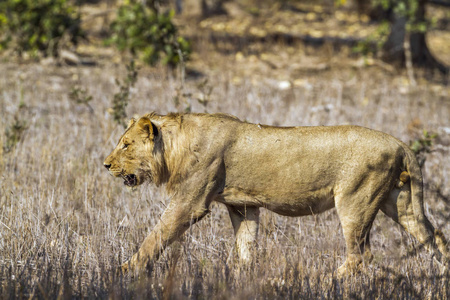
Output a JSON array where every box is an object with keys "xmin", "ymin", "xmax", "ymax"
[{"xmin": 104, "ymin": 112, "xmax": 449, "ymax": 275}]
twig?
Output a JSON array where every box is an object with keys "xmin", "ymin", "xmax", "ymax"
[
  {"xmin": 404, "ymin": 32, "xmax": 416, "ymax": 86},
  {"xmin": 0, "ymin": 220, "xmax": 17, "ymax": 237}
]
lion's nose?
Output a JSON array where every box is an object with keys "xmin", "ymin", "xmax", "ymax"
[{"xmin": 104, "ymin": 163, "xmax": 111, "ymax": 170}]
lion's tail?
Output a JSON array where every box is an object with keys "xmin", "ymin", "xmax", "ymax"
[
  {"xmin": 404, "ymin": 145, "xmax": 450, "ymax": 264},
  {"xmin": 404, "ymin": 147, "xmax": 425, "ymax": 222}
]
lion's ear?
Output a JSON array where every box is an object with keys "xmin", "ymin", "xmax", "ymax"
[
  {"xmin": 127, "ymin": 118, "xmax": 136, "ymax": 129},
  {"xmin": 137, "ymin": 117, "xmax": 158, "ymax": 140}
]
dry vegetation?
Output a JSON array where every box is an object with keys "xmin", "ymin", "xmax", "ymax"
[{"xmin": 1, "ymin": 3, "xmax": 450, "ymax": 299}]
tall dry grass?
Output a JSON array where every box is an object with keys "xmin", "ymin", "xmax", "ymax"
[{"xmin": 0, "ymin": 57, "xmax": 449, "ymax": 298}]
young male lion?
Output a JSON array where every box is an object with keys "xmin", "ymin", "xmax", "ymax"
[{"xmin": 104, "ymin": 112, "xmax": 449, "ymax": 276}]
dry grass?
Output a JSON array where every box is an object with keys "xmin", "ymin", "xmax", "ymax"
[{"xmin": 0, "ymin": 46, "xmax": 449, "ymax": 299}]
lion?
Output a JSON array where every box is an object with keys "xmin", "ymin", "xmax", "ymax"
[{"xmin": 104, "ymin": 112, "xmax": 449, "ymax": 276}]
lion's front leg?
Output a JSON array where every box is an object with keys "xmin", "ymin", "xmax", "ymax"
[
  {"xmin": 121, "ymin": 221, "xmax": 178, "ymax": 274},
  {"xmin": 122, "ymin": 201, "xmax": 210, "ymax": 274},
  {"xmin": 227, "ymin": 205, "xmax": 259, "ymax": 263}
]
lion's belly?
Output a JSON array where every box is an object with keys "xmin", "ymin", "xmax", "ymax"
[{"xmin": 217, "ymin": 186, "xmax": 335, "ymax": 217}]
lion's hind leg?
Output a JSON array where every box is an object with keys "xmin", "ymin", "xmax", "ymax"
[
  {"xmin": 334, "ymin": 183, "xmax": 389, "ymax": 277},
  {"xmin": 381, "ymin": 185, "xmax": 450, "ymax": 265}
]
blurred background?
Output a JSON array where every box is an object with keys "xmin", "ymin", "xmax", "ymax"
[{"xmin": 0, "ymin": 0, "xmax": 449, "ymax": 298}]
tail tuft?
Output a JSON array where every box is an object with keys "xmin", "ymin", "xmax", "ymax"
[{"xmin": 397, "ymin": 171, "xmax": 410, "ymax": 188}]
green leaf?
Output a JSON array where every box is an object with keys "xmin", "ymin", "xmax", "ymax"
[{"xmin": 109, "ymin": 1, "xmax": 190, "ymax": 66}]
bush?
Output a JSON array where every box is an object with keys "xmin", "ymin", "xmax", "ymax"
[
  {"xmin": 353, "ymin": 21, "xmax": 390, "ymax": 56},
  {"xmin": 0, "ymin": 0, "xmax": 83, "ymax": 57},
  {"xmin": 409, "ymin": 130, "xmax": 437, "ymax": 167},
  {"xmin": 108, "ymin": 0, "xmax": 191, "ymax": 67},
  {"xmin": 3, "ymin": 103, "xmax": 28, "ymax": 154},
  {"xmin": 110, "ymin": 60, "xmax": 138, "ymax": 128}
]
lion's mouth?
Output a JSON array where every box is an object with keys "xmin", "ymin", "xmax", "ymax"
[{"xmin": 122, "ymin": 174, "xmax": 137, "ymax": 187}]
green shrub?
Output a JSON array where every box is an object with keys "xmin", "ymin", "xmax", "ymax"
[
  {"xmin": 353, "ymin": 21, "xmax": 390, "ymax": 56},
  {"xmin": 353, "ymin": 0, "xmax": 430, "ymax": 56},
  {"xmin": 69, "ymin": 86, "xmax": 94, "ymax": 113},
  {"xmin": 110, "ymin": 60, "xmax": 138, "ymax": 128},
  {"xmin": 0, "ymin": 0, "xmax": 83, "ymax": 57},
  {"xmin": 3, "ymin": 103, "xmax": 28, "ymax": 154},
  {"xmin": 108, "ymin": 0, "xmax": 191, "ymax": 67},
  {"xmin": 410, "ymin": 130, "xmax": 437, "ymax": 167}
]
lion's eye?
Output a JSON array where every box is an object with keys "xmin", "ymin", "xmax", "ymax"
[{"xmin": 123, "ymin": 143, "xmax": 129, "ymax": 150}]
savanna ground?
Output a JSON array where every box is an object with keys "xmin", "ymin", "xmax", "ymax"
[{"xmin": 0, "ymin": 1, "xmax": 450, "ymax": 298}]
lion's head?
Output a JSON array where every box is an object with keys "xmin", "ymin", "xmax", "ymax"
[{"xmin": 104, "ymin": 115, "xmax": 166, "ymax": 187}]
